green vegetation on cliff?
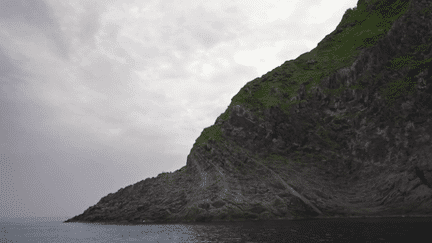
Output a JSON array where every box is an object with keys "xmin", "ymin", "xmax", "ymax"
[
  {"xmin": 229, "ymin": 0, "xmax": 410, "ymax": 111},
  {"xmin": 196, "ymin": 0, "xmax": 411, "ymax": 147},
  {"xmin": 194, "ymin": 124, "xmax": 224, "ymax": 146}
]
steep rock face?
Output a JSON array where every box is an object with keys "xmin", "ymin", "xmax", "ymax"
[{"xmin": 65, "ymin": 0, "xmax": 432, "ymax": 224}]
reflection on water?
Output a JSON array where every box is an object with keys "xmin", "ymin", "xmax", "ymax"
[
  {"xmin": 174, "ymin": 217, "xmax": 432, "ymax": 243},
  {"xmin": 1, "ymin": 216, "xmax": 431, "ymax": 242}
]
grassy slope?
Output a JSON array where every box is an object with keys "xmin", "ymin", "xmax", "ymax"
[
  {"xmin": 158, "ymin": 0, "xmax": 432, "ymax": 175},
  {"xmin": 191, "ymin": 0, "xmax": 414, "ymax": 149}
]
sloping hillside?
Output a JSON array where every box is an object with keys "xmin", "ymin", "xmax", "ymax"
[{"xmin": 65, "ymin": 0, "xmax": 432, "ymax": 224}]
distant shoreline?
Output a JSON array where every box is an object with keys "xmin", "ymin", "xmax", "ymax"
[{"xmin": 63, "ymin": 214, "xmax": 432, "ymax": 225}]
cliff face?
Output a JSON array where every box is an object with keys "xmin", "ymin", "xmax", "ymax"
[{"xmin": 65, "ymin": 0, "xmax": 432, "ymax": 224}]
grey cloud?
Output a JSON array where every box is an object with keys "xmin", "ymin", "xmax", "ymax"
[
  {"xmin": 0, "ymin": 0, "xmax": 70, "ymax": 60},
  {"xmin": 95, "ymin": 36, "xmax": 141, "ymax": 70},
  {"xmin": 144, "ymin": 90, "xmax": 170, "ymax": 104},
  {"xmin": 78, "ymin": 9, "xmax": 101, "ymax": 45},
  {"xmin": 191, "ymin": 28, "xmax": 222, "ymax": 49},
  {"xmin": 0, "ymin": 36, "xmax": 36, "ymax": 82},
  {"xmin": 72, "ymin": 103, "xmax": 129, "ymax": 127},
  {"xmin": 135, "ymin": 45, "xmax": 165, "ymax": 60},
  {"xmin": 206, "ymin": 63, "xmax": 259, "ymax": 86},
  {"xmin": 224, "ymin": 6, "xmax": 240, "ymax": 14},
  {"xmin": 178, "ymin": 5, "xmax": 244, "ymax": 49},
  {"xmin": 78, "ymin": 57, "xmax": 135, "ymax": 96},
  {"xmin": 0, "ymin": 0, "xmax": 53, "ymax": 25},
  {"xmin": 158, "ymin": 63, "xmax": 191, "ymax": 79},
  {"xmin": 0, "ymin": 48, "xmax": 19, "ymax": 79},
  {"xmin": 1, "ymin": 129, "xmax": 137, "ymax": 216},
  {"xmin": 121, "ymin": 127, "xmax": 162, "ymax": 143},
  {"xmin": 102, "ymin": 23, "xmax": 122, "ymax": 42},
  {"xmin": 75, "ymin": 0, "xmax": 115, "ymax": 47}
]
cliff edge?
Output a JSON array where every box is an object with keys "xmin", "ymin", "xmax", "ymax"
[{"xmin": 65, "ymin": 0, "xmax": 432, "ymax": 224}]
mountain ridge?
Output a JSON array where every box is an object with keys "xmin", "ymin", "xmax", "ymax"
[{"xmin": 65, "ymin": 0, "xmax": 432, "ymax": 224}]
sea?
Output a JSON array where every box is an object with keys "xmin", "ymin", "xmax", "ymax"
[{"xmin": 1, "ymin": 216, "xmax": 431, "ymax": 242}]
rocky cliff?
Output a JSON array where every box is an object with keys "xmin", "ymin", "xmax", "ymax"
[{"xmin": 65, "ymin": 0, "xmax": 432, "ymax": 224}]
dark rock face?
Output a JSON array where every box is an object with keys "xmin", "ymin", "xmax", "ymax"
[{"xmin": 65, "ymin": 0, "xmax": 432, "ymax": 224}]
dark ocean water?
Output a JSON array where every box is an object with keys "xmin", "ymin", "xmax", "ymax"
[{"xmin": 1, "ymin": 216, "xmax": 431, "ymax": 242}]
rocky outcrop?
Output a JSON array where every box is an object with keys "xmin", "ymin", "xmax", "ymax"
[{"xmin": 65, "ymin": 0, "xmax": 432, "ymax": 224}]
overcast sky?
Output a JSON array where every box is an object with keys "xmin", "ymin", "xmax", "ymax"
[{"xmin": 0, "ymin": 0, "xmax": 358, "ymax": 218}]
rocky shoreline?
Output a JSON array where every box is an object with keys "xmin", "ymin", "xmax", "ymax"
[{"xmin": 64, "ymin": 214, "xmax": 432, "ymax": 226}]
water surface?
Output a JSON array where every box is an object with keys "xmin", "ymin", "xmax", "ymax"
[{"xmin": 1, "ymin": 216, "xmax": 431, "ymax": 242}]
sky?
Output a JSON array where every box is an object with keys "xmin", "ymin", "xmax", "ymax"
[{"xmin": 0, "ymin": 0, "xmax": 358, "ymax": 218}]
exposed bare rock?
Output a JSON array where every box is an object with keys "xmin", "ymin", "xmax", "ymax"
[{"xmin": 65, "ymin": 0, "xmax": 432, "ymax": 224}]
